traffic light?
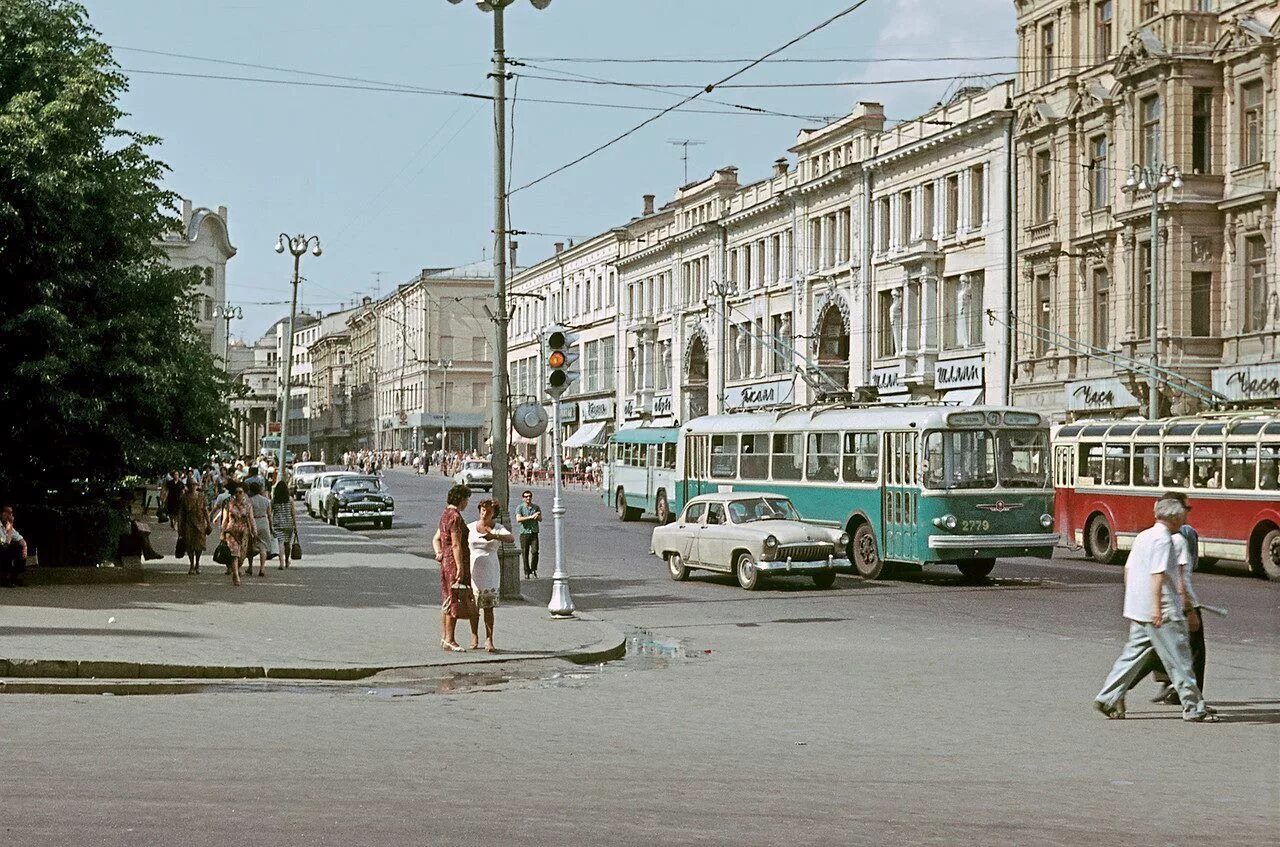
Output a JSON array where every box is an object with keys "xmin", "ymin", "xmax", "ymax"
[{"xmin": 544, "ymin": 323, "xmax": 579, "ymax": 399}]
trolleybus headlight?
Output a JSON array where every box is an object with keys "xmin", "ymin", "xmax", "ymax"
[
  {"xmin": 933, "ymin": 514, "xmax": 958, "ymax": 530},
  {"xmin": 1040, "ymin": 513, "xmax": 1053, "ymax": 528}
]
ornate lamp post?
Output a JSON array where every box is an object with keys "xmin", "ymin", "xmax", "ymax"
[
  {"xmin": 1121, "ymin": 163, "xmax": 1182, "ymax": 421},
  {"xmin": 445, "ymin": 0, "xmax": 553, "ymax": 599},
  {"xmin": 274, "ymin": 232, "xmax": 322, "ymax": 474},
  {"xmin": 435, "ymin": 358, "xmax": 454, "ymax": 450}
]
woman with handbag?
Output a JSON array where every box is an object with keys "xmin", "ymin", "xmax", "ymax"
[
  {"xmin": 466, "ymin": 499, "xmax": 513, "ymax": 653},
  {"xmin": 269, "ymin": 480, "xmax": 299, "ymax": 570},
  {"xmin": 220, "ymin": 482, "xmax": 255, "ymax": 586},
  {"xmin": 176, "ymin": 479, "xmax": 210, "ymax": 575},
  {"xmin": 436, "ymin": 484, "xmax": 476, "ymax": 652},
  {"xmin": 247, "ymin": 480, "xmax": 272, "ymax": 578}
]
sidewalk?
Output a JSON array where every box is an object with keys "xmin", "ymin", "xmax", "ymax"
[{"xmin": 0, "ymin": 515, "xmax": 623, "ymax": 681}]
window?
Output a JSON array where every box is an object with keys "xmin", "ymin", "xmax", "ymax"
[
  {"xmin": 1040, "ymin": 22, "xmax": 1055, "ymax": 85},
  {"xmin": 1162, "ymin": 443, "xmax": 1190, "ymax": 487},
  {"xmin": 1140, "ymin": 95, "xmax": 1161, "ymax": 166},
  {"xmin": 1137, "ymin": 243, "xmax": 1152, "ymax": 338},
  {"xmin": 805, "ymin": 432, "xmax": 840, "ymax": 482},
  {"xmin": 1226, "ymin": 445, "xmax": 1257, "ymax": 490},
  {"xmin": 944, "ymin": 174, "xmax": 959, "ymax": 237},
  {"xmin": 739, "ymin": 434, "xmax": 769, "ymax": 479},
  {"xmin": 1134, "ymin": 445, "xmax": 1160, "ymax": 486},
  {"xmin": 1034, "ymin": 272, "xmax": 1051, "ymax": 357},
  {"xmin": 710, "ymin": 434, "xmax": 738, "ymax": 479},
  {"xmin": 584, "ymin": 340, "xmax": 601, "ymax": 392},
  {"xmin": 921, "ymin": 183, "xmax": 935, "ymax": 240},
  {"xmin": 1191, "ymin": 272, "xmax": 1212, "ymax": 337},
  {"xmin": 1104, "ymin": 444, "xmax": 1131, "ymax": 485},
  {"xmin": 706, "ymin": 503, "xmax": 725, "ymax": 526},
  {"xmin": 1242, "ymin": 80, "xmax": 1264, "ymax": 166},
  {"xmin": 770, "ymin": 235, "xmax": 781, "ymax": 283},
  {"xmin": 1088, "ymin": 135, "xmax": 1108, "ymax": 209},
  {"xmin": 901, "ymin": 189, "xmax": 913, "ymax": 244},
  {"xmin": 1140, "ymin": 0, "xmax": 1158, "ymax": 19},
  {"xmin": 1245, "ymin": 236, "xmax": 1268, "ymax": 332},
  {"xmin": 771, "ymin": 433, "xmax": 803, "ymax": 480},
  {"xmin": 1262, "ymin": 446, "xmax": 1280, "ymax": 490},
  {"xmin": 1192, "ymin": 88, "xmax": 1213, "ymax": 174},
  {"xmin": 969, "ymin": 164, "xmax": 986, "ymax": 225},
  {"xmin": 842, "ymin": 432, "xmax": 879, "ymax": 482},
  {"xmin": 943, "ymin": 273, "xmax": 983, "ymax": 350},
  {"xmin": 1094, "ymin": 1, "xmax": 1113, "ymax": 62},
  {"xmin": 600, "ymin": 338, "xmax": 615, "ymax": 390},
  {"xmin": 877, "ymin": 198, "xmax": 890, "ymax": 251},
  {"xmin": 1079, "ymin": 443, "xmax": 1103, "ymax": 480},
  {"xmin": 1034, "ymin": 150, "xmax": 1052, "ymax": 222},
  {"xmin": 923, "ymin": 430, "xmax": 996, "ymax": 490},
  {"xmin": 471, "ymin": 383, "xmax": 484, "ymax": 406},
  {"xmin": 1092, "ymin": 267, "xmax": 1110, "ymax": 348},
  {"xmin": 1193, "ymin": 444, "xmax": 1223, "ymax": 488}
]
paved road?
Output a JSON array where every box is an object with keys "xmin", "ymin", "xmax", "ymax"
[{"xmin": 3, "ymin": 467, "xmax": 1277, "ymax": 846}]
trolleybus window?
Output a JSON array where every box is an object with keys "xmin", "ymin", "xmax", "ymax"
[
  {"xmin": 1193, "ymin": 444, "xmax": 1223, "ymax": 488},
  {"xmin": 1227, "ymin": 445, "xmax": 1258, "ymax": 490},
  {"xmin": 710, "ymin": 435, "xmax": 737, "ymax": 479},
  {"xmin": 1104, "ymin": 444, "xmax": 1131, "ymax": 486},
  {"xmin": 1135, "ymin": 445, "xmax": 1160, "ymax": 487},
  {"xmin": 1079, "ymin": 443, "xmax": 1103, "ymax": 480},
  {"xmin": 1162, "ymin": 443, "xmax": 1191, "ymax": 487},
  {"xmin": 997, "ymin": 430, "xmax": 1050, "ymax": 488},
  {"xmin": 923, "ymin": 430, "xmax": 997, "ymax": 490},
  {"xmin": 841, "ymin": 432, "xmax": 879, "ymax": 483},
  {"xmin": 771, "ymin": 434, "xmax": 803, "ymax": 481},
  {"xmin": 805, "ymin": 433, "xmax": 840, "ymax": 482},
  {"xmin": 739, "ymin": 434, "xmax": 769, "ymax": 480},
  {"xmin": 1262, "ymin": 446, "xmax": 1280, "ymax": 489}
]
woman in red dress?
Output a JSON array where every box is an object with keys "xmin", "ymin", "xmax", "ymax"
[{"xmin": 436, "ymin": 484, "xmax": 473, "ymax": 651}]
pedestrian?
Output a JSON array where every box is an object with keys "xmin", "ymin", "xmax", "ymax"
[
  {"xmin": 270, "ymin": 480, "xmax": 298, "ymax": 570},
  {"xmin": 467, "ymin": 498, "xmax": 513, "ymax": 652},
  {"xmin": 164, "ymin": 470, "xmax": 183, "ymax": 527},
  {"xmin": 220, "ymin": 482, "xmax": 254, "ymax": 587},
  {"xmin": 434, "ymin": 484, "xmax": 474, "ymax": 652},
  {"xmin": 516, "ymin": 489, "xmax": 542, "ymax": 578},
  {"xmin": 176, "ymin": 479, "xmax": 210, "ymax": 575},
  {"xmin": 0, "ymin": 504, "xmax": 28, "ymax": 588},
  {"xmin": 247, "ymin": 480, "xmax": 272, "ymax": 578},
  {"xmin": 1093, "ymin": 496, "xmax": 1218, "ymax": 722}
]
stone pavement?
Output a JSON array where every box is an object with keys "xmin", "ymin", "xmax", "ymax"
[{"xmin": 0, "ymin": 514, "xmax": 623, "ymax": 680}]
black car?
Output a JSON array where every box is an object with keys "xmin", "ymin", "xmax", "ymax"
[{"xmin": 324, "ymin": 476, "xmax": 395, "ymax": 529}]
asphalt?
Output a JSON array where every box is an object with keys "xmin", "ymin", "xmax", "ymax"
[{"xmin": 0, "ymin": 509, "xmax": 624, "ymax": 683}]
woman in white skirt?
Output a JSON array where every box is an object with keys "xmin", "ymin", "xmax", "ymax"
[{"xmin": 467, "ymin": 499, "xmax": 513, "ymax": 652}]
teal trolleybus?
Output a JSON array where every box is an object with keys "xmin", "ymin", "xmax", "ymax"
[
  {"xmin": 677, "ymin": 406, "xmax": 1057, "ymax": 579},
  {"xmin": 602, "ymin": 427, "xmax": 681, "ymax": 524}
]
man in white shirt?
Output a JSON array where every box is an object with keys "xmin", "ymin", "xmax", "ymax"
[{"xmin": 1093, "ymin": 496, "xmax": 1217, "ymax": 722}]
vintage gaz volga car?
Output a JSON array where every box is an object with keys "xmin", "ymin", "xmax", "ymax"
[{"xmin": 650, "ymin": 493, "xmax": 850, "ymax": 590}]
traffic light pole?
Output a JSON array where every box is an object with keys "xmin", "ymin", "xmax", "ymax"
[{"xmin": 547, "ymin": 394, "xmax": 575, "ymax": 617}]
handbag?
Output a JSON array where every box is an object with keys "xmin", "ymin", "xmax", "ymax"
[
  {"xmin": 175, "ymin": 537, "xmax": 186, "ymax": 559},
  {"xmin": 213, "ymin": 540, "xmax": 234, "ymax": 566},
  {"xmin": 155, "ymin": 507, "xmax": 168, "ymax": 523},
  {"xmin": 450, "ymin": 582, "xmax": 478, "ymax": 619},
  {"xmin": 290, "ymin": 534, "xmax": 302, "ymax": 560}
]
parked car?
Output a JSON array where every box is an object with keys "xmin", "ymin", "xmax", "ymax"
[
  {"xmin": 650, "ymin": 493, "xmax": 850, "ymax": 590},
  {"xmin": 454, "ymin": 459, "xmax": 493, "ymax": 491},
  {"xmin": 324, "ymin": 475, "xmax": 395, "ymax": 528},
  {"xmin": 306, "ymin": 471, "xmax": 358, "ymax": 517},
  {"xmin": 289, "ymin": 462, "xmax": 328, "ymax": 500}
]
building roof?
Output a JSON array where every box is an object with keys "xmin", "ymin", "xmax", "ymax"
[{"xmin": 423, "ymin": 259, "xmax": 498, "ymax": 280}]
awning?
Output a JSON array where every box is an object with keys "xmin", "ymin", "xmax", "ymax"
[
  {"xmin": 941, "ymin": 387, "xmax": 985, "ymax": 406},
  {"xmin": 562, "ymin": 420, "xmax": 607, "ymax": 449},
  {"xmin": 618, "ymin": 420, "xmax": 644, "ymax": 430}
]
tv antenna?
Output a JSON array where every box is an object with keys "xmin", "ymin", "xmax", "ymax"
[{"xmin": 668, "ymin": 139, "xmax": 705, "ymax": 185}]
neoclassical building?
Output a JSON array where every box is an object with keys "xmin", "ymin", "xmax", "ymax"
[
  {"xmin": 156, "ymin": 198, "xmax": 236, "ymax": 360},
  {"xmin": 1011, "ymin": 0, "xmax": 1279, "ymax": 416}
]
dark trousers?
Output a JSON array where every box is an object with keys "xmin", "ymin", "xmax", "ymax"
[
  {"xmin": 1132, "ymin": 616, "xmax": 1207, "ymax": 694},
  {"xmin": 0, "ymin": 541, "xmax": 27, "ymax": 586},
  {"xmin": 520, "ymin": 533, "xmax": 540, "ymax": 576}
]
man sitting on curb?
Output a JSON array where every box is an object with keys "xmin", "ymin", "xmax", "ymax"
[{"xmin": 1, "ymin": 504, "xmax": 28, "ymax": 587}]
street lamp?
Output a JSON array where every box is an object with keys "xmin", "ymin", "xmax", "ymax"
[
  {"xmin": 446, "ymin": 0, "xmax": 553, "ymax": 600},
  {"xmin": 274, "ymin": 232, "xmax": 322, "ymax": 474},
  {"xmin": 213, "ymin": 304, "xmax": 243, "ymax": 370},
  {"xmin": 1121, "ymin": 162, "xmax": 1182, "ymax": 420},
  {"xmin": 435, "ymin": 359, "xmax": 454, "ymax": 450}
]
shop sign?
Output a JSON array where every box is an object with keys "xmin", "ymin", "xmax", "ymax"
[
  {"xmin": 544, "ymin": 403, "xmax": 578, "ymax": 424},
  {"xmin": 1065, "ymin": 377, "xmax": 1140, "ymax": 412},
  {"xmin": 725, "ymin": 378, "xmax": 794, "ymax": 411},
  {"xmin": 653, "ymin": 394, "xmax": 674, "ymax": 418},
  {"xmin": 580, "ymin": 398, "xmax": 615, "ymax": 422},
  {"xmin": 872, "ymin": 363, "xmax": 908, "ymax": 395},
  {"xmin": 934, "ymin": 354, "xmax": 984, "ymax": 391},
  {"xmin": 1212, "ymin": 362, "xmax": 1280, "ymax": 402}
]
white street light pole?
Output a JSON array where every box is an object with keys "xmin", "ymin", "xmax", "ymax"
[
  {"xmin": 274, "ymin": 233, "xmax": 322, "ymax": 474},
  {"xmin": 213, "ymin": 304, "xmax": 243, "ymax": 370},
  {"xmin": 1121, "ymin": 163, "xmax": 1182, "ymax": 421},
  {"xmin": 446, "ymin": 0, "xmax": 552, "ymax": 600},
  {"xmin": 435, "ymin": 359, "xmax": 454, "ymax": 449}
]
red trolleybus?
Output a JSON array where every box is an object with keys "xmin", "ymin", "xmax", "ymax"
[{"xmin": 1052, "ymin": 412, "xmax": 1280, "ymax": 579}]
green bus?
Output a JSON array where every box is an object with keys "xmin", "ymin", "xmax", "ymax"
[{"xmin": 678, "ymin": 405, "xmax": 1056, "ymax": 579}]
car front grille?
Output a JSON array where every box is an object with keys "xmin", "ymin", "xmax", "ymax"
[{"xmin": 778, "ymin": 543, "xmax": 835, "ymax": 562}]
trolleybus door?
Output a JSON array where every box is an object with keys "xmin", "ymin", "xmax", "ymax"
[{"xmin": 882, "ymin": 430, "xmax": 920, "ymax": 563}]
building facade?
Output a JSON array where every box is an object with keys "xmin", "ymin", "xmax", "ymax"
[
  {"xmin": 156, "ymin": 198, "xmax": 236, "ymax": 361},
  {"xmin": 308, "ymin": 328, "xmax": 353, "ymax": 462},
  {"xmin": 1012, "ymin": 0, "xmax": 1279, "ymax": 417},
  {"xmin": 347, "ymin": 299, "xmax": 378, "ymax": 451},
  {"xmin": 229, "ymin": 322, "xmax": 282, "ymax": 458}
]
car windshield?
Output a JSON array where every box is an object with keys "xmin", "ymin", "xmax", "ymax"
[
  {"xmin": 924, "ymin": 429, "xmax": 1049, "ymax": 490},
  {"xmin": 297, "ymin": 464, "xmax": 325, "ymax": 473},
  {"xmin": 465, "ymin": 462, "xmax": 490, "ymax": 470},
  {"xmin": 727, "ymin": 497, "xmax": 800, "ymax": 523},
  {"xmin": 334, "ymin": 478, "xmax": 384, "ymax": 494}
]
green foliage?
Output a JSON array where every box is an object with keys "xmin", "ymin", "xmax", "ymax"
[{"xmin": 0, "ymin": 0, "xmax": 232, "ymax": 559}]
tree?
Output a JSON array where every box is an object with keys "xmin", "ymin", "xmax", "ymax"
[{"xmin": 0, "ymin": 0, "xmax": 232, "ymax": 563}]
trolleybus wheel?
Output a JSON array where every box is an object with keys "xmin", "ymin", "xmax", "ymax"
[
  {"xmin": 735, "ymin": 551, "xmax": 763, "ymax": 591},
  {"xmin": 851, "ymin": 523, "xmax": 883, "ymax": 580},
  {"xmin": 957, "ymin": 558, "xmax": 996, "ymax": 581},
  {"xmin": 1253, "ymin": 526, "xmax": 1280, "ymax": 581},
  {"xmin": 1085, "ymin": 514, "xmax": 1125, "ymax": 565},
  {"xmin": 667, "ymin": 552, "xmax": 689, "ymax": 581},
  {"xmin": 615, "ymin": 489, "xmax": 640, "ymax": 522}
]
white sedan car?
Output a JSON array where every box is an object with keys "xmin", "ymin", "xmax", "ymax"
[
  {"xmin": 454, "ymin": 460, "xmax": 493, "ymax": 491},
  {"xmin": 650, "ymin": 493, "xmax": 850, "ymax": 590},
  {"xmin": 289, "ymin": 461, "xmax": 328, "ymax": 500},
  {"xmin": 306, "ymin": 471, "xmax": 359, "ymax": 517}
]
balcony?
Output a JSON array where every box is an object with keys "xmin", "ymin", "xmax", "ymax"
[{"xmin": 1144, "ymin": 11, "xmax": 1218, "ymax": 56}]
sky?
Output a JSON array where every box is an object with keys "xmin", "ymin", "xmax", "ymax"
[{"xmin": 83, "ymin": 0, "xmax": 1018, "ymax": 342}]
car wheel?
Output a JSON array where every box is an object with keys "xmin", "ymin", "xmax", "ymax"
[
  {"xmin": 735, "ymin": 551, "xmax": 763, "ymax": 591},
  {"xmin": 655, "ymin": 490, "xmax": 672, "ymax": 525},
  {"xmin": 811, "ymin": 571, "xmax": 836, "ymax": 590},
  {"xmin": 667, "ymin": 552, "xmax": 689, "ymax": 582},
  {"xmin": 1085, "ymin": 513, "xmax": 1125, "ymax": 565},
  {"xmin": 957, "ymin": 558, "xmax": 996, "ymax": 581},
  {"xmin": 1253, "ymin": 526, "xmax": 1280, "ymax": 580},
  {"xmin": 851, "ymin": 523, "xmax": 883, "ymax": 580}
]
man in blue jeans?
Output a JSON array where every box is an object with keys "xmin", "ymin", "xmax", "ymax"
[{"xmin": 515, "ymin": 490, "xmax": 542, "ymax": 578}]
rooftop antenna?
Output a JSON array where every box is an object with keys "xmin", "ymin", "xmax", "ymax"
[
  {"xmin": 371, "ymin": 271, "xmax": 384, "ymax": 301},
  {"xmin": 668, "ymin": 138, "xmax": 706, "ymax": 185}
]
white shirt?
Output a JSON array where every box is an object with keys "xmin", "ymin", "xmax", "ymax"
[
  {"xmin": 1123, "ymin": 523, "xmax": 1184, "ymax": 623},
  {"xmin": 1, "ymin": 525, "xmax": 23, "ymax": 545},
  {"xmin": 1169, "ymin": 531, "xmax": 1200, "ymax": 609}
]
